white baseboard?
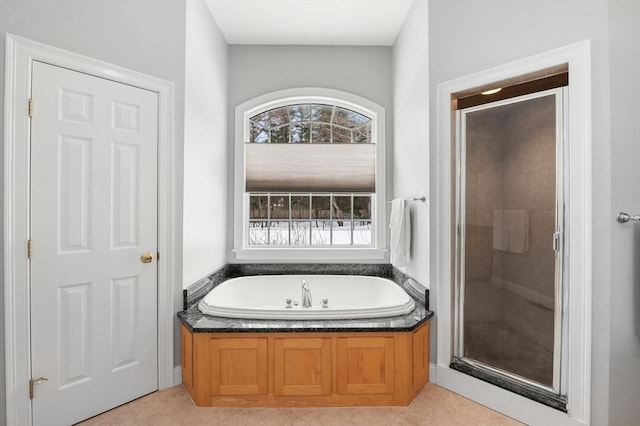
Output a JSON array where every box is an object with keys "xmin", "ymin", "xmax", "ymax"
[
  {"xmin": 436, "ymin": 364, "xmax": 586, "ymax": 426},
  {"xmin": 429, "ymin": 363, "xmax": 437, "ymax": 383},
  {"xmin": 489, "ymin": 276, "xmax": 554, "ymax": 309},
  {"xmin": 173, "ymin": 366, "xmax": 182, "ymax": 387}
]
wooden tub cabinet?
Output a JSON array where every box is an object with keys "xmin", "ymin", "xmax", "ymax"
[{"xmin": 181, "ymin": 321, "xmax": 430, "ymax": 407}]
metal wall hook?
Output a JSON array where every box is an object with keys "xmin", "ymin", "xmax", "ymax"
[{"xmin": 616, "ymin": 212, "xmax": 640, "ymax": 223}]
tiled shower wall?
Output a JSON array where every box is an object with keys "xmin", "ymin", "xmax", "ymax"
[
  {"xmin": 464, "ymin": 109, "xmax": 502, "ymax": 280},
  {"xmin": 465, "ymin": 95, "xmax": 557, "ymax": 305}
]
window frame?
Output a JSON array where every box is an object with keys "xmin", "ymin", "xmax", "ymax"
[
  {"xmin": 246, "ymin": 192, "xmax": 374, "ymax": 247},
  {"xmin": 233, "ymin": 88, "xmax": 387, "ymax": 262}
]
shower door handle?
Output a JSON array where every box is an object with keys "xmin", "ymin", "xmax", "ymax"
[{"xmin": 616, "ymin": 212, "xmax": 640, "ymax": 224}]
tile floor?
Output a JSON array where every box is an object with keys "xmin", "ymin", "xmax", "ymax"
[{"xmin": 78, "ymin": 383, "xmax": 522, "ymax": 426}]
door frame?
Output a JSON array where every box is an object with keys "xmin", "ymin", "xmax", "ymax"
[
  {"xmin": 433, "ymin": 41, "xmax": 592, "ymax": 425},
  {"xmin": 453, "ymin": 88, "xmax": 569, "ymax": 401},
  {"xmin": 3, "ymin": 34, "xmax": 177, "ymax": 426}
]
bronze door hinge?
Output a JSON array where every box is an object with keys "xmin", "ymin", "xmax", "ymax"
[{"xmin": 29, "ymin": 377, "xmax": 48, "ymax": 399}]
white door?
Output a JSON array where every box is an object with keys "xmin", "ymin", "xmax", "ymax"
[{"xmin": 29, "ymin": 61, "xmax": 159, "ymax": 426}]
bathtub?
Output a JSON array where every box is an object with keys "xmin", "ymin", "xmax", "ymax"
[{"xmin": 198, "ymin": 275, "xmax": 416, "ymax": 320}]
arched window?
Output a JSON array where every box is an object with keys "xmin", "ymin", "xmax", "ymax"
[
  {"xmin": 249, "ymin": 104, "xmax": 372, "ymax": 145},
  {"xmin": 233, "ymin": 88, "xmax": 386, "ymax": 261}
]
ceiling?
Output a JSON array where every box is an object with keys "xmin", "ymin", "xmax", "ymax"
[{"xmin": 203, "ymin": 0, "xmax": 415, "ymax": 46}]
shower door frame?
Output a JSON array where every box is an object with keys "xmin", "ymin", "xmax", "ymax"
[
  {"xmin": 433, "ymin": 40, "xmax": 592, "ymax": 426},
  {"xmin": 452, "ymin": 89, "xmax": 569, "ymax": 399}
]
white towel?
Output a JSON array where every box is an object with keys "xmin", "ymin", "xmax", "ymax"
[
  {"xmin": 492, "ymin": 210, "xmax": 508, "ymax": 251},
  {"xmin": 389, "ymin": 198, "xmax": 411, "ymax": 267},
  {"xmin": 492, "ymin": 210, "xmax": 529, "ymax": 254}
]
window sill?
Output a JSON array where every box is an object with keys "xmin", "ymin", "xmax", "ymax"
[{"xmin": 232, "ymin": 248, "xmax": 388, "ymax": 263}]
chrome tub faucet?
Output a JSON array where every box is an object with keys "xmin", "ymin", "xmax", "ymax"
[{"xmin": 301, "ymin": 279, "xmax": 313, "ymax": 308}]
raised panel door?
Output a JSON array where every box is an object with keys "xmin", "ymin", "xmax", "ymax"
[
  {"xmin": 210, "ymin": 338, "xmax": 268, "ymax": 395},
  {"xmin": 337, "ymin": 336, "xmax": 394, "ymax": 395},
  {"xmin": 273, "ymin": 337, "xmax": 331, "ymax": 396},
  {"xmin": 30, "ymin": 61, "xmax": 159, "ymax": 426}
]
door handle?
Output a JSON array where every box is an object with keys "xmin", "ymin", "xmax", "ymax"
[
  {"xmin": 616, "ymin": 212, "xmax": 640, "ymax": 224},
  {"xmin": 140, "ymin": 252, "xmax": 153, "ymax": 263}
]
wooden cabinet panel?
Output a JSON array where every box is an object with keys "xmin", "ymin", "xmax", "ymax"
[
  {"xmin": 337, "ymin": 336, "xmax": 394, "ymax": 394},
  {"xmin": 181, "ymin": 325, "xmax": 193, "ymax": 393},
  {"xmin": 273, "ymin": 337, "xmax": 331, "ymax": 396},
  {"xmin": 210, "ymin": 337, "xmax": 268, "ymax": 395},
  {"xmin": 182, "ymin": 322, "xmax": 430, "ymax": 407},
  {"xmin": 412, "ymin": 323, "xmax": 430, "ymax": 389}
]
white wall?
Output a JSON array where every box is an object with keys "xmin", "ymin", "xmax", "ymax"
[
  {"xmin": 183, "ymin": 0, "xmax": 228, "ymax": 287},
  {"xmin": 226, "ymin": 45, "xmax": 394, "ymax": 261},
  {"xmin": 608, "ymin": 1, "xmax": 640, "ymax": 424},
  {"xmin": 0, "ymin": 0, "xmax": 187, "ymax": 415},
  {"xmin": 392, "ymin": 0, "xmax": 429, "ymax": 286},
  {"xmin": 428, "ymin": 0, "xmax": 621, "ymax": 423}
]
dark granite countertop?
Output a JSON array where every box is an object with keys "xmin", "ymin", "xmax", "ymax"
[
  {"xmin": 177, "ymin": 263, "xmax": 434, "ymax": 333},
  {"xmin": 178, "ymin": 303, "xmax": 433, "ymax": 333}
]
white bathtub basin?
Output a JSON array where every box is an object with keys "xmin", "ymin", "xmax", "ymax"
[{"xmin": 198, "ymin": 275, "xmax": 416, "ymax": 320}]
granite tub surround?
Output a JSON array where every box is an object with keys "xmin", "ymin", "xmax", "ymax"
[
  {"xmin": 179, "ymin": 264, "xmax": 432, "ymax": 407},
  {"xmin": 178, "ymin": 301, "xmax": 431, "ymax": 333},
  {"xmin": 182, "ymin": 263, "xmax": 429, "ymax": 311},
  {"xmin": 228, "ymin": 262, "xmax": 390, "ymax": 277},
  {"xmin": 182, "ymin": 264, "xmax": 232, "ymax": 310},
  {"xmin": 391, "ymin": 267, "xmax": 429, "ymax": 309},
  {"xmin": 179, "ymin": 263, "xmax": 432, "ymax": 333}
]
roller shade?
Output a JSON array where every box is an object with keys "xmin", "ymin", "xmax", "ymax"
[{"xmin": 245, "ymin": 143, "xmax": 376, "ymax": 193}]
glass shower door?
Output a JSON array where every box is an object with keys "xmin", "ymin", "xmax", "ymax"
[{"xmin": 453, "ymin": 89, "xmax": 567, "ymax": 406}]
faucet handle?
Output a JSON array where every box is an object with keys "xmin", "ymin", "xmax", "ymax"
[
  {"xmin": 285, "ymin": 298, "xmax": 292, "ymax": 308},
  {"xmin": 321, "ymin": 298, "xmax": 329, "ymax": 308}
]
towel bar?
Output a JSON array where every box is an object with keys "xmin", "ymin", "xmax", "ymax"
[
  {"xmin": 387, "ymin": 197, "xmax": 426, "ymax": 203},
  {"xmin": 616, "ymin": 212, "xmax": 640, "ymax": 223}
]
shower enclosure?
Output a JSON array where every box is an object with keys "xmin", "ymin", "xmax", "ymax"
[{"xmin": 452, "ymin": 88, "xmax": 567, "ymax": 409}]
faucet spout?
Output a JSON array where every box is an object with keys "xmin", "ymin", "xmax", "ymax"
[{"xmin": 301, "ymin": 279, "xmax": 313, "ymax": 308}]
